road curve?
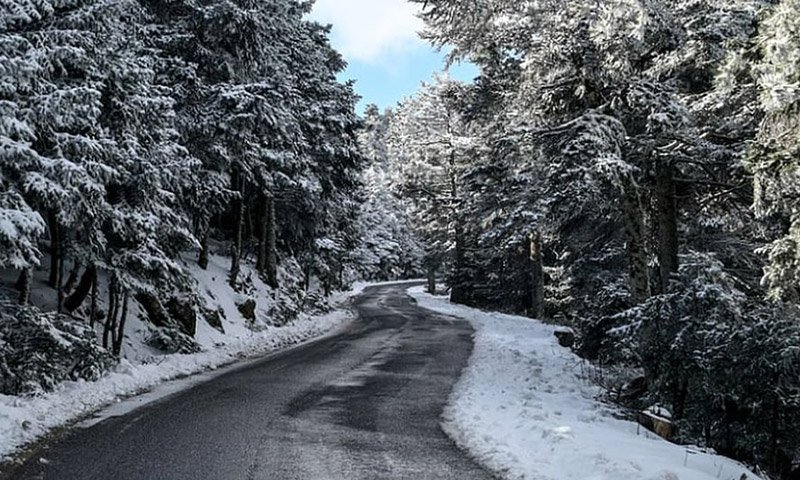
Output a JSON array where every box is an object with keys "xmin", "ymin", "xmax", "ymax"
[{"xmin": 5, "ymin": 283, "xmax": 494, "ymax": 480}]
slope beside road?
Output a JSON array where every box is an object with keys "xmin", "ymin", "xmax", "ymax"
[{"xmin": 4, "ymin": 284, "xmax": 493, "ymax": 480}]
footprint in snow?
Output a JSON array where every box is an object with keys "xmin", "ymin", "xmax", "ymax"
[
  {"xmin": 578, "ymin": 413, "xmax": 597, "ymax": 423},
  {"xmin": 542, "ymin": 426, "xmax": 574, "ymax": 442}
]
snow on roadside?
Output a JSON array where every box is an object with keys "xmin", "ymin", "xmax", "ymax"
[
  {"xmin": 407, "ymin": 286, "xmax": 764, "ymax": 480},
  {"xmin": 0, "ymin": 286, "xmax": 362, "ymax": 462}
]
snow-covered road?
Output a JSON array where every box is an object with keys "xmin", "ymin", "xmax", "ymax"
[{"xmin": 3, "ymin": 284, "xmax": 493, "ymax": 480}]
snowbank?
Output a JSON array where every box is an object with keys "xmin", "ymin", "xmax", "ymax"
[
  {"xmin": 407, "ymin": 286, "xmax": 764, "ymax": 480},
  {"xmin": 0, "ymin": 281, "xmax": 363, "ymax": 461}
]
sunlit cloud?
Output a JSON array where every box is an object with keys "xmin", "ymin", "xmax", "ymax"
[{"xmin": 309, "ymin": 0, "xmax": 426, "ymax": 64}]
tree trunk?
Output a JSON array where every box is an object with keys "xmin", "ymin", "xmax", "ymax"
[
  {"xmin": 64, "ymin": 265, "xmax": 96, "ymax": 313},
  {"xmin": 769, "ymin": 396, "xmax": 780, "ymax": 474},
  {"xmin": 90, "ymin": 267, "xmax": 98, "ymax": 327},
  {"xmin": 47, "ymin": 211, "xmax": 61, "ymax": 289},
  {"xmin": 56, "ymin": 249, "xmax": 65, "ymax": 313},
  {"xmin": 229, "ymin": 171, "xmax": 244, "ymax": 288},
  {"xmin": 198, "ymin": 223, "xmax": 210, "ymax": 270},
  {"xmin": 103, "ymin": 277, "xmax": 119, "ymax": 350},
  {"xmin": 449, "ymin": 152, "xmax": 468, "ymax": 305},
  {"xmin": 655, "ymin": 161, "xmax": 679, "ymax": 294},
  {"xmin": 303, "ymin": 263, "xmax": 312, "ymax": 292},
  {"xmin": 672, "ymin": 378, "xmax": 689, "ymax": 420},
  {"xmin": 530, "ymin": 231, "xmax": 545, "ymax": 319},
  {"xmin": 450, "ymin": 221, "xmax": 468, "ymax": 305},
  {"xmin": 17, "ymin": 268, "xmax": 32, "ymax": 305},
  {"xmin": 264, "ymin": 194, "xmax": 278, "ymax": 289},
  {"xmin": 245, "ymin": 198, "xmax": 254, "ymax": 258},
  {"xmin": 622, "ymin": 183, "xmax": 651, "ymax": 304},
  {"xmin": 427, "ymin": 263, "xmax": 437, "ymax": 295},
  {"xmin": 63, "ymin": 260, "xmax": 81, "ymax": 296},
  {"xmin": 113, "ymin": 293, "xmax": 129, "ymax": 357},
  {"xmin": 256, "ymin": 196, "xmax": 267, "ymax": 273},
  {"xmin": 14, "ymin": 269, "xmax": 26, "ymax": 291}
]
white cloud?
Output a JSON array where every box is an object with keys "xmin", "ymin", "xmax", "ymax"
[{"xmin": 309, "ymin": 0, "xmax": 426, "ymax": 64}]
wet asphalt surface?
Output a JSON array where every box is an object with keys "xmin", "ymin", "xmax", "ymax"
[{"xmin": 5, "ymin": 284, "xmax": 494, "ymax": 480}]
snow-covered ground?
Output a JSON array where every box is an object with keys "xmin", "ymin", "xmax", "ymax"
[
  {"xmin": 407, "ymin": 286, "xmax": 764, "ymax": 480},
  {"xmin": 0, "ymin": 261, "xmax": 384, "ymax": 461}
]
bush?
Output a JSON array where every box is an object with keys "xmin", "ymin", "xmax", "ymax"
[
  {"xmin": 0, "ymin": 302, "xmax": 114, "ymax": 395},
  {"xmin": 602, "ymin": 253, "xmax": 800, "ymax": 476}
]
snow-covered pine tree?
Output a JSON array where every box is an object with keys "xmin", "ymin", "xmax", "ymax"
[
  {"xmin": 388, "ymin": 75, "xmax": 477, "ymax": 301},
  {"xmin": 414, "ymin": 0, "xmax": 766, "ymax": 310},
  {"xmin": 352, "ymin": 105, "xmax": 424, "ymax": 282},
  {"xmin": 1, "ymin": 0, "xmax": 367, "ymax": 357},
  {"xmin": 0, "ymin": 100, "xmax": 45, "ymax": 284},
  {"xmin": 0, "ymin": 0, "xmax": 123, "ymax": 305},
  {"xmin": 752, "ymin": 0, "xmax": 800, "ymax": 302},
  {"xmin": 96, "ymin": 10, "xmax": 203, "ymax": 354},
  {"xmin": 282, "ymin": 12, "xmax": 363, "ymax": 294},
  {"xmin": 141, "ymin": 0, "xmax": 364, "ymax": 294},
  {"xmin": 407, "ymin": 1, "xmax": 800, "ymax": 475}
]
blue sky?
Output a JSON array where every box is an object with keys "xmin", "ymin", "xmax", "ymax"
[{"xmin": 309, "ymin": 0, "xmax": 479, "ymax": 114}]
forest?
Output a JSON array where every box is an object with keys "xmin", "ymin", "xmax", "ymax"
[
  {"xmin": 1, "ymin": 0, "xmax": 371, "ymax": 353},
  {"xmin": 380, "ymin": 0, "xmax": 800, "ymax": 476},
  {"xmin": 2, "ymin": 0, "xmax": 800, "ymax": 479}
]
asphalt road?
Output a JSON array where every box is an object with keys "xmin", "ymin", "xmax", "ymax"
[{"xmin": 6, "ymin": 283, "xmax": 494, "ymax": 480}]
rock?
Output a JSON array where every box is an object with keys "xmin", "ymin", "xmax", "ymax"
[
  {"xmin": 146, "ymin": 327, "xmax": 201, "ymax": 354},
  {"xmin": 134, "ymin": 293, "xmax": 171, "ymax": 328},
  {"xmin": 137, "ymin": 293, "xmax": 198, "ymax": 337},
  {"xmin": 237, "ymin": 298, "xmax": 257, "ymax": 321},
  {"xmin": 637, "ymin": 406, "xmax": 674, "ymax": 441},
  {"xmin": 204, "ymin": 308, "xmax": 226, "ymax": 334},
  {"xmin": 554, "ymin": 328, "xmax": 575, "ymax": 348},
  {"xmin": 621, "ymin": 376, "xmax": 649, "ymax": 402},
  {"xmin": 166, "ymin": 297, "xmax": 197, "ymax": 337}
]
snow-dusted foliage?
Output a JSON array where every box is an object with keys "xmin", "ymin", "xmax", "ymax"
[
  {"xmin": 141, "ymin": 0, "xmax": 363, "ymax": 294},
  {"xmin": 757, "ymin": 0, "xmax": 800, "ymax": 113},
  {"xmin": 0, "ymin": 0, "xmax": 118, "ymax": 278},
  {"xmin": 351, "ymin": 106, "xmax": 424, "ymax": 281},
  {"xmin": 752, "ymin": 0, "xmax": 800, "ymax": 303},
  {"xmin": 0, "ymin": 192, "xmax": 44, "ymax": 269},
  {"xmin": 405, "ymin": 0, "xmax": 799, "ymax": 476},
  {"xmin": 0, "ymin": 0, "xmax": 368, "ymax": 411},
  {"xmin": 606, "ymin": 253, "xmax": 800, "ymax": 470},
  {"xmin": 0, "ymin": 302, "xmax": 114, "ymax": 395},
  {"xmin": 386, "ymin": 76, "xmax": 478, "ymax": 297}
]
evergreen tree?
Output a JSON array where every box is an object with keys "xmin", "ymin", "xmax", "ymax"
[
  {"xmin": 388, "ymin": 76, "xmax": 476, "ymax": 299},
  {"xmin": 753, "ymin": 0, "xmax": 800, "ymax": 302},
  {"xmin": 0, "ymin": 0, "xmax": 123, "ymax": 304},
  {"xmin": 403, "ymin": 1, "xmax": 800, "ymax": 475},
  {"xmin": 1, "ymin": 0, "xmax": 369, "ymax": 361},
  {"xmin": 353, "ymin": 105, "xmax": 424, "ymax": 282}
]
